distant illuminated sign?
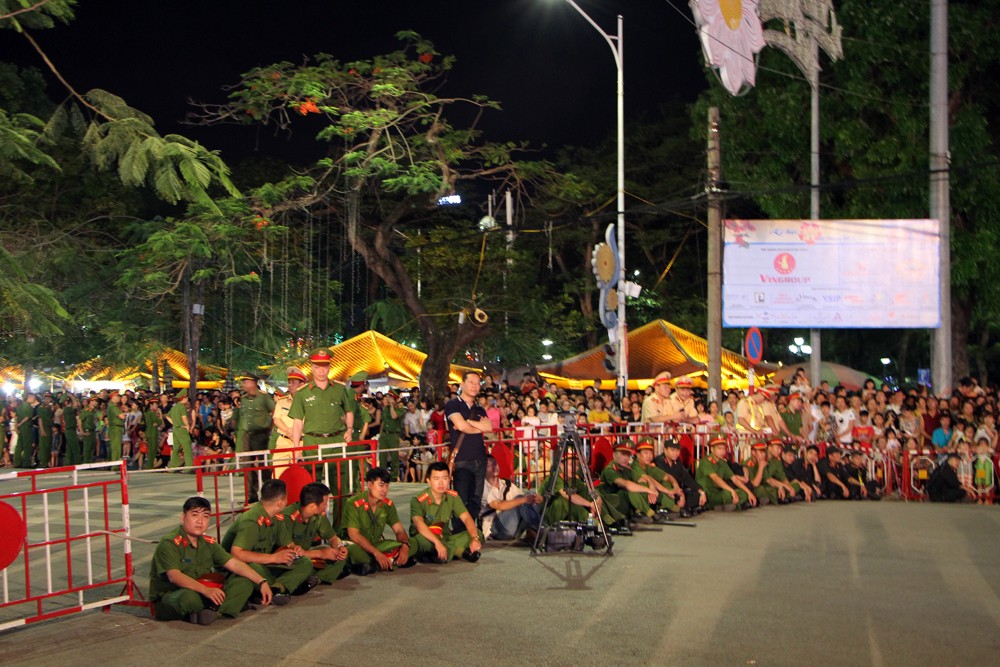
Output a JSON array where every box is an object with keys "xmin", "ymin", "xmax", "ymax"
[{"xmin": 723, "ymin": 219, "xmax": 940, "ymax": 328}]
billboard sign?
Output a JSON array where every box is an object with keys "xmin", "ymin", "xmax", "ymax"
[{"xmin": 723, "ymin": 219, "xmax": 940, "ymax": 328}]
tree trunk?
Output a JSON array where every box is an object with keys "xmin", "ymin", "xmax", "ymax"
[
  {"xmin": 975, "ymin": 327, "xmax": 990, "ymax": 387},
  {"xmin": 952, "ymin": 294, "xmax": 971, "ymax": 386}
]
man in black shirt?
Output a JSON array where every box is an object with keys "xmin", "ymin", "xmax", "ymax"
[
  {"xmin": 780, "ymin": 446, "xmax": 814, "ymax": 501},
  {"xmin": 654, "ymin": 439, "xmax": 707, "ymax": 517},
  {"xmin": 818, "ymin": 447, "xmax": 850, "ymax": 499},
  {"xmin": 444, "ymin": 372, "xmax": 493, "ymax": 527}
]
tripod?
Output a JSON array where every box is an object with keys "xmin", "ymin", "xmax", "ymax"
[{"xmin": 530, "ymin": 422, "xmax": 613, "ymax": 557}]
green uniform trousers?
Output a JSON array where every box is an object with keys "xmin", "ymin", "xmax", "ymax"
[
  {"xmin": 704, "ymin": 486, "xmax": 749, "ymax": 508},
  {"xmin": 64, "ymin": 430, "xmax": 81, "ymax": 466},
  {"xmin": 169, "ymin": 433, "xmax": 193, "ymax": 469},
  {"xmin": 109, "ymin": 427, "xmax": 124, "ymax": 461},
  {"xmin": 80, "ymin": 433, "xmax": 95, "ymax": 464},
  {"xmin": 37, "ymin": 434, "xmax": 51, "ymax": 467},
  {"xmin": 154, "ymin": 574, "xmax": 254, "ymax": 620},
  {"xmin": 412, "ymin": 530, "xmax": 482, "ymax": 562},
  {"xmin": 14, "ymin": 429, "xmax": 32, "ymax": 467},
  {"xmin": 346, "ymin": 539, "xmax": 404, "ymax": 566},
  {"xmin": 245, "ymin": 556, "xmax": 313, "ymax": 594}
]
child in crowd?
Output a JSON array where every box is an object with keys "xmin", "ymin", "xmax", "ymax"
[{"xmin": 973, "ymin": 439, "xmax": 995, "ymax": 504}]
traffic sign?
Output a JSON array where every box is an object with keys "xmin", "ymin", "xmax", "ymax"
[{"xmin": 745, "ymin": 327, "xmax": 763, "ymax": 365}]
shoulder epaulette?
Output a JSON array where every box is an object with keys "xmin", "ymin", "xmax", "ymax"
[
  {"xmin": 275, "ymin": 513, "xmax": 285, "ymax": 521},
  {"xmin": 445, "ymin": 489, "xmax": 459, "ymax": 497},
  {"xmin": 290, "ymin": 510, "xmax": 302, "ymax": 522},
  {"xmin": 384, "ymin": 498, "xmax": 394, "ymax": 506},
  {"xmin": 173, "ymin": 534, "xmax": 187, "ymax": 547},
  {"xmin": 353, "ymin": 498, "xmax": 365, "ymax": 507},
  {"xmin": 417, "ymin": 492, "xmax": 430, "ymax": 503},
  {"xmin": 203, "ymin": 535, "xmax": 216, "ymax": 544}
]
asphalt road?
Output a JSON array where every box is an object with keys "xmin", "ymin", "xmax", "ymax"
[{"xmin": 2, "ymin": 471, "xmax": 999, "ymax": 666}]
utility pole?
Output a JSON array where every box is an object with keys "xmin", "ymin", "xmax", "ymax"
[
  {"xmin": 707, "ymin": 107, "xmax": 722, "ymax": 403},
  {"xmin": 929, "ymin": 0, "xmax": 951, "ymax": 394}
]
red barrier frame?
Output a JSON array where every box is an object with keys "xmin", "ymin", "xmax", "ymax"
[{"xmin": 0, "ymin": 461, "xmax": 139, "ymax": 632}]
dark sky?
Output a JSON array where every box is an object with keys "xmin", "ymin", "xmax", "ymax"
[{"xmin": 3, "ymin": 0, "xmax": 708, "ymax": 160}]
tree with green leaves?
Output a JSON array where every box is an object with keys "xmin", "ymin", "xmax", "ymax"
[
  {"xmin": 195, "ymin": 32, "xmax": 585, "ymax": 399},
  {"xmin": 693, "ymin": 0, "xmax": 1000, "ymax": 382}
]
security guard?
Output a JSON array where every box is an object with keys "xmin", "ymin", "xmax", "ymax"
[
  {"xmin": 106, "ymin": 391, "xmax": 125, "ymax": 461},
  {"xmin": 168, "ymin": 392, "xmax": 193, "ymax": 470},
  {"xmin": 743, "ymin": 441, "xmax": 778, "ymax": 506},
  {"xmin": 62, "ymin": 395, "xmax": 81, "ymax": 465},
  {"xmin": 220, "ymin": 478, "xmax": 313, "ymax": 603},
  {"xmin": 143, "ymin": 400, "xmax": 162, "ymax": 469},
  {"xmin": 150, "ymin": 496, "xmax": 272, "ymax": 625},
  {"xmin": 598, "ymin": 443, "xmax": 670, "ymax": 524},
  {"xmin": 270, "ymin": 366, "xmax": 307, "ymax": 478},
  {"xmin": 343, "ymin": 466, "xmax": 414, "ymax": 574},
  {"xmin": 237, "ymin": 374, "xmax": 276, "ymax": 503},
  {"xmin": 641, "ymin": 372, "xmax": 673, "ymax": 423},
  {"xmin": 14, "ymin": 393, "xmax": 36, "ymax": 468},
  {"xmin": 409, "ymin": 461, "xmax": 483, "ymax": 563},
  {"xmin": 631, "ymin": 437, "xmax": 683, "ymax": 513},
  {"xmin": 664, "ymin": 377, "xmax": 699, "ymax": 425},
  {"xmin": 277, "ymin": 482, "xmax": 349, "ymax": 586},
  {"xmin": 348, "ymin": 371, "xmax": 372, "ymax": 440},
  {"xmin": 695, "ymin": 436, "xmax": 757, "ymax": 510},
  {"xmin": 79, "ymin": 398, "xmax": 96, "ymax": 464},
  {"xmin": 655, "ymin": 439, "xmax": 707, "ymax": 516}
]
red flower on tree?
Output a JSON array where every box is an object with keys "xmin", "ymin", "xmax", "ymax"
[
  {"xmin": 418, "ymin": 52, "xmax": 433, "ymax": 63},
  {"xmin": 296, "ymin": 99, "xmax": 320, "ymax": 115}
]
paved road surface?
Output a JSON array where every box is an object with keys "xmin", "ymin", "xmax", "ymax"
[{"xmin": 2, "ymin": 470, "xmax": 999, "ymax": 666}]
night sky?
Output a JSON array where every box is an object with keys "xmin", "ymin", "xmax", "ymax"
[{"xmin": 2, "ymin": 0, "xmax": 709, "ymax": 160}]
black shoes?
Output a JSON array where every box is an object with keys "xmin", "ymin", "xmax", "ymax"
[
  {"xmin": 461, "ymin": 549, "xmax": 481, "ymax": 563},
  {"xmin": 187, "ymin": 609, "xmax": 218, "ymax": 626},
  {"xmin": 352, "ymin": 562, "xmax": 377, "ymax": 576},
  {"xmin": 292, "ymin": 575, "xmax": 320, "ymax": 595}
]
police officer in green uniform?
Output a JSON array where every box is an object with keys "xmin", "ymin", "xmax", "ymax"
[
  {"xmin": 743, "ymin": 441, "xmax": 779, "ymax": 506},
  {"xmin": 631, "ymin": 438, "xmax": 683, "ymax": 514},
  {"xmin": 599, "ymin": 443, "xmax": 670, "ymax": 524},
  {"xmin": 79, "ymin": 398, "xmax": 96, "ymax": 464},
  {"xmin": 378, "ymin": 390, "xmax": 404, "ymax": 479},
  {"xmin": 288, "ymin": 349, "xmax": 356, "ymax": 523},
  {"xmin": 62, "ymin": 395, "xmax": 81, "ymax": 465},
  {"xmin": 277, "ymin": 482, "xmax": 349, "ymax": 586},
  {"xmin": 150, "ymin": 496, "xmax": 273, "ymax": 625},
  {"xmin": 237, "ymin": 374, "xmax": 276, "ymax": 503},
  {"xmin": 220, "ymin": 478, "xmax": 313, "ymax": 603},
  {"xmin": 14, "ymin": 393, "xmax": 37, "ymax": 468},
  {"xmin": 539, "ymin": 446, "xmax": 624, "ymax": 527},
  {"xmin": 106, "ymin": 391, "xmax": 125, "ymax": 461},
  {"xmin": 168, "ymin": 393, "xmax": 193, "ymax": 469},
  {"xmin": 765, "ymin": 438, "xmax": 800, "ymax": 502},
  {"xmin": 696, "ymin": 436, "xmax": 758, "ymax": 510},
  {"xmin": 143, "ymin": 401, "xmax": 162, "ymax": 469},
  {"xmin": 343, "ymin": 466, "xmax": 414, "ymax": 574},
  {"xmin": 36, "ymin": 394, "xmax": 54, "ymax": 467},
  {"xmin": 410, "ymin": 461, "xmax": 483, "ymax": 563}
]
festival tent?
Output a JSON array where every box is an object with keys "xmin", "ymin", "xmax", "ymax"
[
  {"xmin": 270, "ymin": 330, "xmax": 480, "ymax": 387},
  {"xmin": 536, "ymin": 319, "xmax": 766, "ymax": 391},
  {"xmin": 63, "ymin": 349, "xmax": 228, "ymax": 391}
]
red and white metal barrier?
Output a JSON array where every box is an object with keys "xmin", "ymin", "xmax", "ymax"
[
  {"xmin": 0, "ymin": 461, "xmax": 140, "ymax": 632},
  {"xmin": 901, "ymin": 448, "xmax": 937, "ymax": 501}
]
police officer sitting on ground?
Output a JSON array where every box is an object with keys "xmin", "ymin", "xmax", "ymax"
[
  {"xmin": 780, "ymin": 445, "xmax": 814, "ymax": 502},
  {"xmin": 539, "ymin": 446, "xmax": 627, "ymax": 533},
  {"xmin": 598, "ymin": 443, "xmax": 671, "ymax": 524},
  {"xmin": 221, "ymin": 478, "xmax": 315, "ymax": 605},
  {"xmin": 695, "ymin": 436, "xmax": 758, "ymax": 511},
  {"xmin": 481, "ymin": 454, "xmax": 544, "ymax": 542},
  {"xmin": 149, "ymin": 497, "xmax": 273, "ymax": 626},
  {"xmin": 410, "ymin": 461, "xmax": 484, "ymax": 563},
  {"xmin": 343, "ymin": 466, "xmax": 415, "ymax": 575},
  {"xmin": 277, "ymin": 482, "xmax": 350, "ymax": 587},
  {"xmin": 631, "ymin": 437, "xmax": 684, "ymax": 515}
]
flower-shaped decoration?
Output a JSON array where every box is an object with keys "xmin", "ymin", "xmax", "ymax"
[{"xmin": 690, "ymin": 0, "xmax": 766, "ymax": 95}]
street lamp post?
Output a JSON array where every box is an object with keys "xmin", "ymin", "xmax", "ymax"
[{"xmin": 563, "ymin": 1, "xmax": 627, "ymax": 396}]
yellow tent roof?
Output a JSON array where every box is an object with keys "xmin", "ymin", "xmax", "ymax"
[
  {"xmin": 64, "ymin": 349, "xmax": 228, "ymax": 386},
  {"xmin": 538, "ymin": 319, "xmax": 766, "ymax": 391},
  {"xmin": 271, "ymin": 331, "xmax": 480, "ymax": 387}
]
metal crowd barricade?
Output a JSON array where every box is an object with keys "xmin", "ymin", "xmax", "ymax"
[
  {"xmin": 196, "ymin": 441, "xmax": 378, "ymax": 541},
  {"xmin": 0, "ymin": 461, "xmax": 140, "ymax": 632},
  {"xmin": 901, "ymin": 448, "xmax": 937, "ymax": 501}
]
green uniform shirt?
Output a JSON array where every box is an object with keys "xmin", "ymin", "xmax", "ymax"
[
  {"xmin": 167, "ymin": 403, "xmax": 190, "ymax": 443},
  {"xmin": 148, "ymin": 526, "xmax": 231, "ymax": 601},
  {"xmin": 278, "ymin": 502, "xmax": 337, "ymax": 550},
  {"xmin": 743, "ymin": 457, "xmax": 772, "ymax": 486},
  {"xmin": 78, "ymin": 408, "xmax": 94, "ymax": 434},
  {"xmin": 696, "ymin": 455, "xmax": 735, "ymax": 491},
  {"xmin": 781, "ymin": 411, "xmax": 804, "ymax": 437},
  {"xmin": 239, "ymin": 392, "xmax": 276, "ymax": 433},
  {"xmin": 409, "ymin": 489, "xmax": 468, "ymax": 538},
  {"xmin": 765, "ymin": 456, "xmax": 788, "ymax": 482},
  {"xmin": 342, "ymin": 491, "xmax": 400, "ymax": 544},
  {"xmin": 16, "ymin": 402, "xmax": 34, "ymax": 432},
  {"xmin": 107, "ymin": 403, "xmax": 123, "ymax": 433},
  {"xmin": 540, "ymin": 474, "xmax": 593, "ymax": 499},
  {"xmin": 381, "ymin": 404, "xmax": 404, "ymax": 434},
  {"xmin": 144, "ymin": 409, "xmax": 162, "ymax": 436},
  {"xmin": 221, "ymin": 503, "xmax": 286, "ymax": 554},
  {"xmin": 62, "ymin": 405, "xmax": 78, "ymax": 433},
  {"xmin": 632, "ymin": 460, "xmax": 668, "ymax": 485},
  {"xmin": 601, "ymin": 462, "xmax": 639, "ymax": 488},
  {"xmin": 288, "ymin": 382, "xmax": 356, "ymax": 436},
  {"xmin": 37, "ymin": 404, "xmax": 53, "ymax": 432}
]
